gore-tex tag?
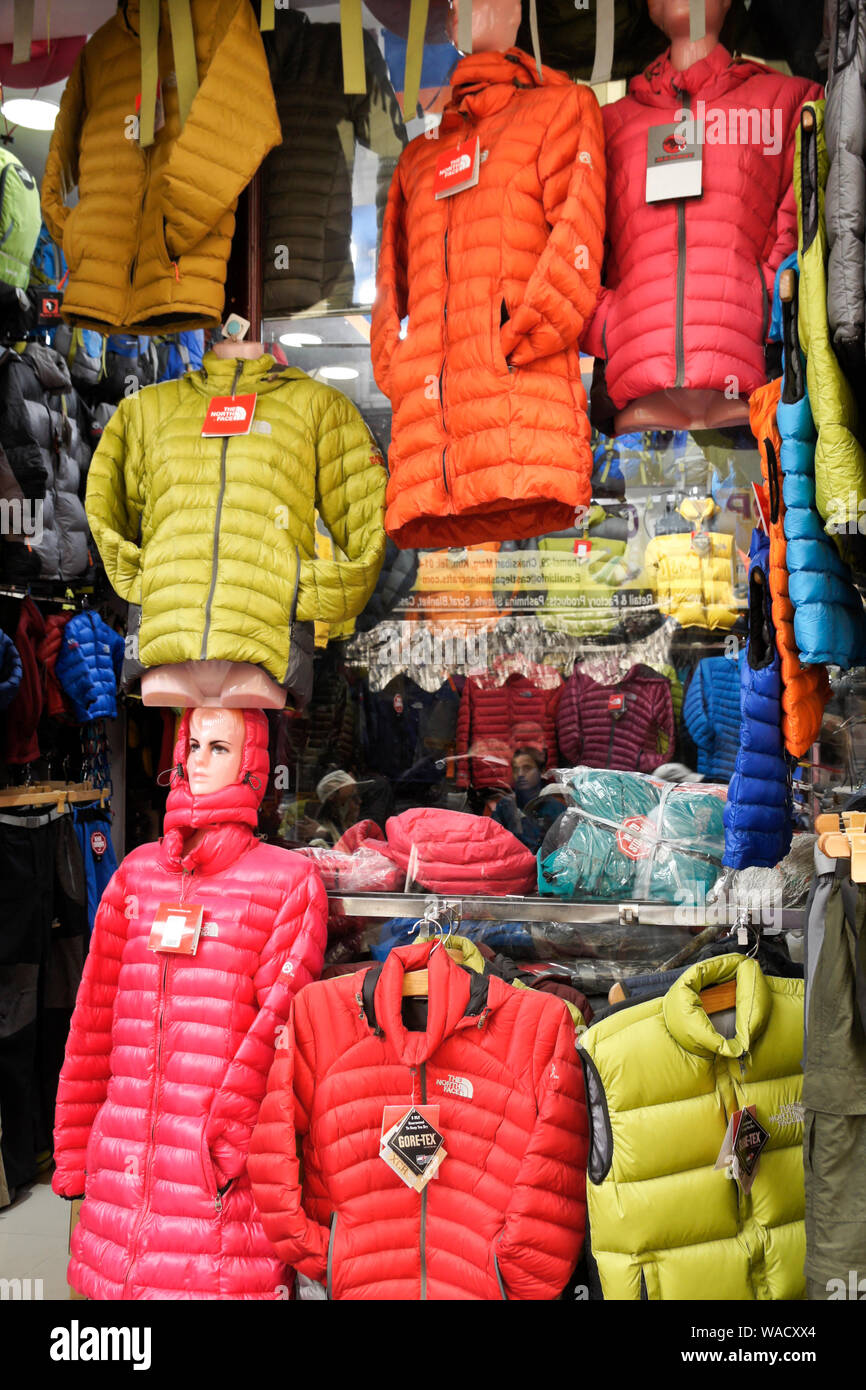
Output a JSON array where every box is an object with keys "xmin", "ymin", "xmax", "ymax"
[
  {"xmin": 608, "ymin": 694, "xmax": 625, "ymax": 713},
  {"xmin": 646, "ymin": 121, "xmax": 702, "ymax": 202},
  {"xmin": 574, "ymin": 539, "xmax": 592, "ymax": 559},
  {"xmin": 380, "ymin": 1105, "xmax": 446, "ymax": 1192},
  {"xmin": 715, "ymin": 1105, "xmax": 770, "ymax": 1194},
  {"xmin": 148, "ymin": 902, "xmax": 204, "ymax": 955},
  {"xmin": 434, "ymin": 137, "xmax": 480, "ymax": 199},
  {"xmin": 202, "ymin": 394, "xmax": 257, "ymax": 437}
]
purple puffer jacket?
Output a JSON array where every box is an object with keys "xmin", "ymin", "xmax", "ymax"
[{"xmin": 556, "ymin": 663, "xmax": 675, "ymax": 773}]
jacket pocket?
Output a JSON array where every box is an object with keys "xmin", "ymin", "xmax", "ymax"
[
  {"xmin": 61, "ymin": 200, "xmax": 84, "ymax": 273},
  {"xmin": 199, "ymin": 1124, "xmax": 218, "ymax": 1198},
  {"xmin": 325, "ymin": 1211, "xmax": 339, "ymax": 1301},
  {"xmin": 83, "ymin": 1100, "xmax": 107, "ymax": 1185},
  {"xmin": 493, "ymin": 297, "xmax": 515, "ymax": 376}
]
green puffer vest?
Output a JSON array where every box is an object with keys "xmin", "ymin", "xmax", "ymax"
[
  {"xmin": 85, "ymin": 352, "xmax": 386, "ymax": 682},
  {"xmin": 796, "ymin": 100, "xmax": 866, "ymax": 543},
  {"xmin": 0, "ymin": 149, "xmax": 41, "ymax": 291},
  {"xmin": 580, "ymin": 954, "xmax": 806, "ymax": 1300}
]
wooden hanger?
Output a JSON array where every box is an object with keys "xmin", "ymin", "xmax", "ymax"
[
  {"xmin": 401, "ymin": 943, "xmax": 465, "ymax": 997},
  {"xmin": 0, "ymin": 781, "xmax": 109, "ymax": 813},
  {"xmin": 700, "ymin": 981, "xmax": 737, "ymax": 1014},
  {"xmin": 816, "ymin": 811, "xmax": 866, "ymax": 881}
]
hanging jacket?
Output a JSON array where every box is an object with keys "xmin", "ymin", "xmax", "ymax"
[
  {"xmin": 775, "ymin": 270, "xmax": 866, "ymax": 667},
  {"xmin": 364, "ymin": 674, "xmax": 437, "ymax": 780},
  {"xmin": 262, "ymin": 9, "xmax": 405, "ymax": 315},
  {"xmin": 0, "ymin": 148, "xmax": 41, "ymax": 290},
  {"xmin": 0, "ymin": 343, "xmax": 92, "ymax": 583},
  {"xmin": 749, "ymin": 376, "xmax": 831, "ymax": 756},
  {"xmin": 536, "ymin": 506, "xmax": 642, "ymax": 638},
  {"xmin": 4, "ymin": 597, "xmax": 45, "ymax": 765},
  {"xmin": 381, "ymin": 807, "xmax": 537, "ymax": 896},
  {"xmin": 372, "ymin": 48, "xmax": 605, "ymax": 549},
  {"xmin": 85, "ymin": 352, "xmax": 386, "ymax": 686},
  {"xmin": 36, "ymin": 612, "xmax": 73, "ymax": 720},
  {"xmin": 248, "ymin": 938, "xmax": 588, "ymax": 1301},
  {"xmin": 557, "ymin": 662, "xmax": 675, "ymax": 774},
  {"xmin": 796, "ymin": 99, "xmax": 866, "ymax": 540},
  {"xmin": 55, "ymin": 611, "xmax": 124, "ymax": 722},
  {"xmin": 355, "ymin": 539, "xmax": 419, "ymax": 632},
  {"xmin": 682, "ymin": 654, "xmax": 743, "ymax": 781},
  {"xmin": 580, "ymin": 954, "xmax": 806, "ymax": 1300},
  {"xmin": 581, "ymin": 45, "xmax": 822, "ymax": 411},
  {"xmin": 455, "ymin": 670, "xmax": 562, "ymax": 789},
  {"xmin": 52, "ymin": 708, "xmax": 329, "ymax": 1300},
  {"xmin": 723, "ymin": 531, "xmax": 793, "ymax": 870},
  {"xmin": 40, "ymin": 0, "xmax": 281, "ymax": 333},
  {"xmin": 0, "ymin": 627, "xmax": 22, "ymax": 712},
  {"xmin": 644, "ymin": 527, "xmax": 739, "ymax": 631},
  {"xmin": 823, "ymin": 0, "xmax": 866, "ymax": 387}
]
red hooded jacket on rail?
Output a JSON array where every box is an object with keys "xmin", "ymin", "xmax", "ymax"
[
  {"xmin": 52, "ymin": 708, "xmax": 328, "ymax": 1300},
  {"xmin": 249, "ymin": 939, "xmax": 588, "ymax": 1300}
]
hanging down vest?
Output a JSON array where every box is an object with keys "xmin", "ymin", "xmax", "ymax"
[{"xmin": 579, "ymin": 954, "xmax": 806, "ymax": 1301}]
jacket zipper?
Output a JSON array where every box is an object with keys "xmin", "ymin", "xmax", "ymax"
[
  {"xmin": 0, "ymin": 164, "xmax": 14, "ymax": 250},
  {"xmin": 420, "ymin": 1061, "xmax": 428, "ymax": 1301},
  {"xmin": 201, "ymin": 360, "xmax": 244, "ymax": 658},
  {"xmin": 606, "ymin": 718, "xmax": 617, "ymax": 769},
  {"xmin": 440, "ymin": 220, "xmax": 451, "ymax": 497},
  {"xmin": 673, "ymin": 91, "xmax": 690, "ymax": 389},
  {"xmin": 121, "ymin": 948, "xmax": 171, "ymax": 1293},
  {"xmin": 326, "ymin": 1211, "xmax": 338, "ymax": 1300}
]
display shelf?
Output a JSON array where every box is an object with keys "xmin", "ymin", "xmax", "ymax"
[{"xmin": 327, "ymin": 891, "xmax": 805, "ymax": 932}]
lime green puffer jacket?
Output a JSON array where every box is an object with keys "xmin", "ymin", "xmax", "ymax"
[
  {"xmin": 796, "ymin": 100, "xmax": 866, "ymax": 539},
  {"xmin": 86, "ymin": 352, "xmax": 386, "ymax": 682},
  {"xmin": 580, "ymin": 955, "xmax": 806, "ymax": 1301}
]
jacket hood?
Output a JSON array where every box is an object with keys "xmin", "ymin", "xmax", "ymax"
[
  {"xmin": 359, "ymin": 939, "xmax": 510, "ymax": 1065},
  {"xmin": 23, "ymin": 342, "xmax": 72, "ymax": 393},
  {"xmin": 443, "ymin": 47, "xmax": 570, "ymax": 124},
  {"xmin": 663, "ymin": 953, "xmax": 771, "ymax": 1059},
  {"xmin": 160, "ymin": 707, "xmax": 270, "ymax": 870},
  {"xmin": 189, "ymin": 350, "xmax": 310, "ymax": 399},
  {"xmin": 630, "ymin": 44, "xmax": 770, "ymax": 105}
]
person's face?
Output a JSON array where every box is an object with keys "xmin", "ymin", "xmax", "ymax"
[
  {"xmin": 333, "ymin": 786, "xmax": 361, "ymax": 826},
  {"xmin": 186, "ymin": 708, "xmax": 245, "ymax": 796},
  {"xmin": 512, "ymin": 754, "xmax": 541, "ymax": 790}
]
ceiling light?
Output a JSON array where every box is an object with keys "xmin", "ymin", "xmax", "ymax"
[
  {"xmin": 1, "ymin": 97, "xmax": 59, "ymax": 130},
  {"xmin": 319, "ymin": 366, "xmax": 359, "ymax": 381},
  {"xmin": 279, "ymin": 332, "xmax": 322, "ymax": 347}
]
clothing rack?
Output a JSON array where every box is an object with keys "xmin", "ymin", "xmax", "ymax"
[{"xmin": 0, "ymin": 781, "xmax": 109, "ymax": 812}]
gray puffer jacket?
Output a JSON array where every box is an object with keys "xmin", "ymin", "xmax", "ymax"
[
  {"xmin": 0, "ymin": 343, "xmax": 92, "ymax": 582},
  {"xmin": 824, "ymin": 0, "xmax": 866, "ymax": 384}
]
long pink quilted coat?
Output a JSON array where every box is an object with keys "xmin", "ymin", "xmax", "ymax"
[
  {"xmin": 581, "ymin": 46, "xmax": 821, "ymax": 408},
  {"xmin": 52, "ymin": 709, "xmax": 328, "ymax": 1299}
]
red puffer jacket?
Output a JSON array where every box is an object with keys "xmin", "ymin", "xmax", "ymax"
[
  {"xmin": 582, "ymin": 46, "xmax": 821, "ymax": 410},
  {"xmin": 556, "ymin": 662, "xmax": 675, "ymax": 772},
  {"xmin": 52, "ymin": 709, "xmax": 328, "ymax": 1300},
  {"xmin": 249, "ymin": 940, "xmax": 587, "ymax": 1300},
  {"xmin": 455, "ymin": 670, "xmax": 563, "ymax": 788},
  {"xmin": 384, "ymin": 807, "xmax": 537, "ymax": 895}
]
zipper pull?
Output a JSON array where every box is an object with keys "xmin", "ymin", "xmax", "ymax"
[
  {"xmin": 214, "ymin": 1191, "xmax": 223, "ymax": 1212},
  {"xmin": 477, "ymin": 1006, "xmax": 491, "ymax": 1030},
  {"xmin": 738, "ymin": 1051, "xmax": 748, "ymax": 1078}
]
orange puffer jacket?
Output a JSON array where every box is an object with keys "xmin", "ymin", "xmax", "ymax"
[
  {"xmin": 372, "ymin": 49, "xmax": 605, "ymax": 550},
  {"xmin": 749, "ymin": 378, "xmax": 830, "ymax": 758}
]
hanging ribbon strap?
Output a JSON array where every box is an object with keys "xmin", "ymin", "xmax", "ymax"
[
  {"xmin": 689, "ymin": 0, "xmax": 707, "ymax": 42},
  {"xmin": 12, "ymin": 0, "xmax": 34, "ymax": 65},
  {"xmin": 168, "ymin": 0, "xmax": 199, "ymax": 131},
  {"xmin": 138, "ymin": 0, "xmax": 160, "ymax": 148},
  {"xmin": 527, "ymin": 0, "xmax": 542, "ymax": 79},
  {"xmin": 456, "ymin": 0, "xmax": 472, "ymax": 56},
  {"xmin": 403, "ymin": 0, "xmax": 429, "ymax": 120},
  {"xmin": 260, "ymin": 0, "xmax": 275, "ymax": 32},
  {"xmin": 589, "ymin": 0, "xmax": 615, "ymax": 87},
  {"xmin": 340, "ymin": 0, "xmax": 367, "ymax": 94}
]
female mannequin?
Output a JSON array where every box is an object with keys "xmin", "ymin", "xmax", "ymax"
[
  {"xmin": 52, "ymin": 706, "xmax": 328, "ymax": 1300},
  {"xmin": 450, "ymin": 0, "xmax": 522, "ymax": 52}
]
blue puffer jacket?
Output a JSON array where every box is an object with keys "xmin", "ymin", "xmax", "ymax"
[
  {"xmin": 723, "ymin": 532, "xmax": 793, "ymax": 870},
  {"xmin": 55, "ymin": 611, "xmax": 124, "ymax": 721},
  {"xmin": 682, "ymin": 654, "xmax": 743, "ymax": 782},
  {"xmin": 0, "ymin": 627, "xmax": 22, "ymax": 711}
]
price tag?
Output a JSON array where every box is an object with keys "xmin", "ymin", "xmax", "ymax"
[
  {"xmin": 646, "ymin": 122, "xmax": 702, "ymax": 202},
  {"xmin": 148, "ymin": 902, "xmax": 204, "ymax": 956},
  {"xmin": 434, "ymin": 137, "xmax": 480, "ymax": 199},
  {"xmin": 380, "ymin": 1105, "xmax": 446, "ymax": 1192},
  {"xmin": 715, "ymin": 1104, "xmax": 770, "ymax": 1194},
  {"xmin": 201, "ymin": 394, "xmax": 257, "ymax": 437}
]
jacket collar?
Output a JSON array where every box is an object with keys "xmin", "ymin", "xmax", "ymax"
[
  {"xmin": 632, "ymin": 44, "xmax": 762, "ymax": 105},
  {"xmin": 189, "ymin": 351, "xmax": 308, "ymax": 398},
  {"xmin": 663, "ymin": 954, "xmax": 772, "ymax": 1059},
  {"xmin": 440, "ymin": 47, "xmax": 568, "ymax": 126},
  {"xmin": 360, "ymin": 940, "xmax": 502, "ymax": 1066}
]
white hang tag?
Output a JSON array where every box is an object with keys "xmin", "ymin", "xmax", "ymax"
[{"xmin": 646, "ymin": 122, "xmax": 703, "ymax": 202}]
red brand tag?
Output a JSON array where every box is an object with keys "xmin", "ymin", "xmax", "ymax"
[
  {"xmin": 393, "ymin": 695, "xmax": 404, "ymax": 714},
  {"xmin": 201, "ymin": 394, "xmax": 257, "ymax": 437},
  {"xmin": 608, "ymin": 694, "xmax": 624, "ymax": 711},
  {"xmin": 90, "ymin": 829, "xmax": 108, "ymax": 859},
  {"xmin": 574, "ymin": 539, "xmax": 592, "ymax": 558},
  {"xmin": 433, "ymin": 137, "xmax": 480, "ymax": 199},
  {"xmin": 615, "ymin": 815, "xmax": 654, "ymax": 861},
  {"xmin": 148, "ymin": 902, "xmax": 204, "ymax": 955}
]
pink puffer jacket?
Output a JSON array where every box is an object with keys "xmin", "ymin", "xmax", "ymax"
[
  {"xmin": 582, "ymin": 46, "xmax": 821, "ymax": 409},
  {"xmin": 52, "ymin": 709, "xmax": 328, "ymax": 1300},
  {"xmin": 384, "ymin": 807, "xmax": 537, "ymax": 895}
]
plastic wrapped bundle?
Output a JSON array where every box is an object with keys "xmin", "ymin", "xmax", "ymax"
[{"xmin": 537, "ymin": 766, "xmax": 726, "ymax": 903}]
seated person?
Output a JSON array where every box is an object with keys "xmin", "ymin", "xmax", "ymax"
[{"xmin": 490, "ymin": 747, "xmax": 567, "ymax": 853}]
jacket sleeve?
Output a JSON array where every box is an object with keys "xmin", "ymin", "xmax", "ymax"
[
  {"xmin": 455, "ymin": 678, "xmax": 474, "ymax": 788},
  {"xmin": 248, "ymin": 992, "xmax": 331, "ymax": 1278},
  {"xmin": 370, "ymin": 159, "xmax": 409, "ymax": 402},
  {"xmin": 84, "ymin": 397, "xmax": 146, "ymax": 604},
  {"xmin": 205, "ymin": 864, "xmax": 327, "ymax": 1186},
  {"xmin": 295, "ymin": 390, "xmax": 386, "ymax": 625},
  {"xmin": 52, "ymin": 861, "xmax": 128, "ymax": 1197},
  {"xmin": 40, "ymin": 47, "xmax": 86, "ymax": 248},
  {"xmin": 494, "ymin": 1005, "xmax": 587, "ymax": 1300},
  {"xmin": 683, "ymin": 664, "xmax": 711, "ymax": 766},
  {"xmin": 641, "ymin": 676, "xmax": 675, "ymax": 771},
  {"xmin": 556, "ymin": 673, "xmax": 581, "ymax": 766},
  {"xmin": 161, "ymin": 0, "xmax": 282, "ymax": 260},
  {"xmin": 500, "ymin": 83, "xmax": 606, "ymax": 368}
]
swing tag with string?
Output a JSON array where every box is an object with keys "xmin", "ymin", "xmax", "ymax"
[
  {"xmin": 148, "ymin": 872, "xmax": 203, "ymax": 955},
  {"xmin": 380, "ymin": 1103, "xmax": 446, "ymax": 1192}
]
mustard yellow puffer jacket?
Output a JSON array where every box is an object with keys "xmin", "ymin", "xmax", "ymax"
[
  {"xmin": 85, "ymin": 353, "xmax": 386, "ymax": 682},
  {"xmin": 580, "ymin": 955, "xmax": 806, "ymax": 1301},
  {"xmin": 41, "ymin": 0, "xmax": 280, "ymax": 332}
]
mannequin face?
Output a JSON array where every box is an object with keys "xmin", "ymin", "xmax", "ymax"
[
  {"xmin": 186, "ymin": 708, "xmax": 245, "ymax": 796},
  {"xmin": 648, "ymin": 0, "xmax": 730, "ymax": 42},
  {"xmin": 450, "ymin": 0, "xmax": 522, "ymax": 54}
]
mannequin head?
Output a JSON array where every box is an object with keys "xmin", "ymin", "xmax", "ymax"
[
  {"xmin": 186, "ymin": 707, "xmax": 245, "ymax": 796},
  {"xmin": 648, "ymin": 0, "xmax": 731, "ymax": 44},
  {"xmin": 450, "ymin": 0, "xmax": 522, "ymax": 54}
]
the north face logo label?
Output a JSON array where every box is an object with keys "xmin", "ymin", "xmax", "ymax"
[
  {"xmin": 768, "ymin": 1101, "xmax": 805, "ymax": 1127},
  {"xmin": 435, "ymin": 1074, "xmax": 473, "ymax": 1100},
  {"xmin": 211, "ymin": 405, "xmax": 247, "ymax": 422}
]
